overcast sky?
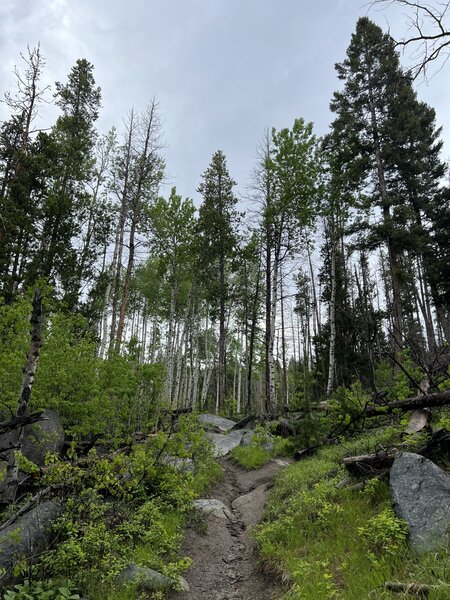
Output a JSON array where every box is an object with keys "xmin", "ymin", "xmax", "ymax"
[{"xmin": 1, "ymin": 0, "xmax": 449, "ymax": 205}]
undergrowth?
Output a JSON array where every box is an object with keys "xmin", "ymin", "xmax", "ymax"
[
  {"xmin": 230, "ymin": 424, "xmax": 294, "ymax": 469},
  {"xmin": 2, "ymin": 415, "xmax": 222, "ymax": 600},
  {"xmin": 255, "ymin": 427, "xmax": 450, "ymax": 600}
]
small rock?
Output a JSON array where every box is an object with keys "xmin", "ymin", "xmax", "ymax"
[
  {"xmin": 193, "ymin": 498, "xmax": 233, "ymax": 520},
  {"xmin": 116, "ymin": 563, "xmax": 176, "ymax": 591},
  {"xmin": 390, "ymin": 452, "xmax": 450, "ymax": 554},
  {"xmin": 178, "ymin": 575, "xmax": 190, "ymax": 592}
]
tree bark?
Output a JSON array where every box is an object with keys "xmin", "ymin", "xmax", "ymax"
[{"xmin": 3, "ymin": 289, "xmax": 43, "ymax": 504}]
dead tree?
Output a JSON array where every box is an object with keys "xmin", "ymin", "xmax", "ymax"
[
  {"xmin": 2, "ymin": 289, "xmax": 43, "ymax": 504},
  {"xmin": 373, "ymin": 1, "xmax": 450, "ymax": 78}
]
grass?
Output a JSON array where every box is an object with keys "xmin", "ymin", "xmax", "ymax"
[
  {"xmin": 231, "ymin": 445, "xmax": 273, "ymax": 469},
  {"xmin": 230, "ymin": 428, "xmax": 295, "ymax": 470},
  {"xmin": 255, "ymin": 427, "xmax": 450, "ymax": 600}
]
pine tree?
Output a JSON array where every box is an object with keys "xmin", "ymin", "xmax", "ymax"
[
  {"xmin": 330, "ymin": 17, "xmax": 447, "ymax": 359},
  {"xmin": 28, "ymin": 59, "xmax": 101, "ymax": 301},
  {"xmin": 197, "ymin": 150, "xmax": 239, "ymax": 411}
]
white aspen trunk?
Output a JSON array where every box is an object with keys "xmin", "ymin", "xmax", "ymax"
[
  {"xmin": 99, "ymin": 227, "xmax": 122, "ymax": 359},
  {"xmin": 172, "ymin": 324, "xmax": 182, "ymax": 408},
  {"xmin": 417, "ymin": 258, "xmax": 437, "ymax": 352},
  {"xmin": 192, "ymin": 334, "xmax": 200, "ymax": 410},
  {"xmin": 164, "ymin": 284, "xmax": 176, "ymax": 403},
  {"xmin": 291, "ymin": 309, "xmax": 297, "ymax": 364},
  {"xmin": 174, "ymin": 293, "xmax": 191, "ymax": 407},
  {"xmin": 200, "ymin": 312, "xmax": 211, "ymax": 409},
  {"xmin": 4, "ymin": 290, "xmax": 42, "ymax": 503},
  {"xmin": 141, "ymin": 308, "xmax": 148, "ymax": 363}
]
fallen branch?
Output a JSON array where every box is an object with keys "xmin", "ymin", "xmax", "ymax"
[
  {"xmin": 343, "ymin": 429, "xmax": 449, "ymax": 476},
  {"xmin": 0, "ymin": 483, "xmax": 65, "ymax": 531},
  {"xmin": 343, "ymin": 450, "xmax": 396, "ymax": 476},
  {"xmin": 364, "ymin": 390, "xmax": 450, "ymax": 417},
  {"xmin": 0, "ymin": 411, "xmax": 44, "ymax": 435},
  {"xmin": 230, "ymin": 415, "xmax": 254, "ymax": 431}
]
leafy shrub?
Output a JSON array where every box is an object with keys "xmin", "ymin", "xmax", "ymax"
[
  {"xmin": 3, "ymin": 579, "xmax": 80, "ymax": 600},
  {"xmin": 358, "ymin": 508, "xmax": 408, "ymax": 563}
]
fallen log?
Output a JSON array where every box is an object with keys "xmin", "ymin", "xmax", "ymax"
[
  {"xmin": 343, "ymin": 429, "xmax": 450, "ymax": 476},
  {"xmin": 230, "ymin": 415, "xmax": 254, "ymax": 431},
  {"xmin": 384, "ymin": 581, "xmax": 450, "ymax": 596},
  {"xmin": 343, "ymin": 450, "xmax": 396, "ymax": 476},
  {"xmin": 364, "ymin": 390, "xmax": 450, "ymax": 417}
]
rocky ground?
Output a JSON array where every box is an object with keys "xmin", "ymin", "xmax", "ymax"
[{"xmin": 170, "ymin": 457, "xmax": 290, "ymax": 600}]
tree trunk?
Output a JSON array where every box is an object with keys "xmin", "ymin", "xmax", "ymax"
[
  {"xmin": 3, "ymin": 289, "xmax": 43, "ymax": 504},
  {"xmin": 366, "ymin": 52, "xmax": 403, "ymax": 358},
  {"xmin": 326, "ymin": 222, "xmax": 337, "ymax": 398}
]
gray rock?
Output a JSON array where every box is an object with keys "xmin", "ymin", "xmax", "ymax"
[
  {"xmin": 209, "ymin": 430, "xmax": 244, "ymax": 457},
  {"xmin": 193, "ymin": 498, "xmax": 232, "ymax": 520},
  {"xmin": 273, "ymin": 418, "xmax": 294, "ymax": 438},
  {"xmin": 240, "ymin": 430, "xmax": 274, "ymax": 452},
  {"xmin": 0, "ymin": 409, "xmax": 65, "ymax": 469},
  {"xmin": 22, "ymin": 409, "xmax": 65, "ymax": 466},
  {"xmin": 0, "ymin": 500, "xmax": 61, "ymax": 582},
  {"xmin": 116, "ymin": 563, "xmax": 177, "ymax": 592},
  {"xmin": 198, "ymin": 413, "xmax": 236, "ymax": 433},
  {"xmin": 160, "ymin": 455, "xmax": 194, "ymax": 473},
  {"xmin": 390, "ymin": 452, "xmax": 450, "ymax": 554}
]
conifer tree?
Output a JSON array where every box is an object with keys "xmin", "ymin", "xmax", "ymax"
[
  {"xmin": 197, "ymin": 150, "xmax": 239, "ymax": 411},
  {"xmin": 330, "ymin": 17, "xmax": 446, "ymax": 358}
]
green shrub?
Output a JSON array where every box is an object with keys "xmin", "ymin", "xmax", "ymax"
[{"xmin": 3, "ymin": 580, "xmax": 80, "ymax": 600}]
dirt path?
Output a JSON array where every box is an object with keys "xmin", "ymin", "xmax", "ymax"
[{"xmin": 171, "ymin": 458, "xmax": 290, "ymax": 600}]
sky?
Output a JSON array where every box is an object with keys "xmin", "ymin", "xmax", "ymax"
[{"xmin": 1, "ymin": 0, "xmax": 449, "ymax": 206}]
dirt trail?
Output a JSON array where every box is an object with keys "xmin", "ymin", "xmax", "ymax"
[{"xmin": 171, "ymin": 458, "xmax": 290, "ymax": 600}]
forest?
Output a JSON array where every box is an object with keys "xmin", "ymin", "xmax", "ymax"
[{"xmin": 0, "ymin": 6, "xmax": 449, "ymax": 600}]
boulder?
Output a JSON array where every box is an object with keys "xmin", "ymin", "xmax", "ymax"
[
  {"xmin": 198, "ymin": 413, "xmax": 236, "ymax": 433},
  {"xmin": 390, "ymin": 452, "xmax": 450, "ymax": 553},
  {"xmin": 22, "ymin": 409, "xmax": 65, "ymax": 466},
  {"xmin": 209, "ymin": 430, "xmax": 244, "ymax": 457},
  {"xmin": 240, "ymin": 430, "xmax": 274, "ymax": 452},
  {"xmin": 0, "ymin": 500, "xmax": 62, "ymax": 582},
  {"xmin": 193, "ymin": 498, "xmax": 232, "ymax": 521},
  {"xmin": 232, "ymin": 483, "xmax": 270, "ymax": 529},
  {"xmin": 0, "ymin": 409, "xmax": 64, "ymax": 468},
  {"xmin": 116, "ymin": 563, "xmax": 189, "ymax": 592},
  {"xmin": 273, "ymin": 418, "xmax": 294, "ymax": 438}
]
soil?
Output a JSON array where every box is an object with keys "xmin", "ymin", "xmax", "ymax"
[{"xmin": 170, "ymin": 457, "xmax": 291, "ymax": 600}]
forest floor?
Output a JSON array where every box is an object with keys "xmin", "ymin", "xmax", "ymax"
[{"xmin": 170, "ymin": 457, "xmax": 291, "ymax": 600}]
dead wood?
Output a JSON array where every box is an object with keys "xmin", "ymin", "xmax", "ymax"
[
  {"xmin": 364, "ymin": 390, "xmax": 450, "ymax": 417},
  {"xmin": 0, "ymin": 411, "xmax": 44, "ymax": 435},
  {"xmin": 384, "ymin": 581, "xmax": 450, "ymax": 596},
  {"xmin": 343, "ymin": 450, "xmax": 396, "ymax": 476}
]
